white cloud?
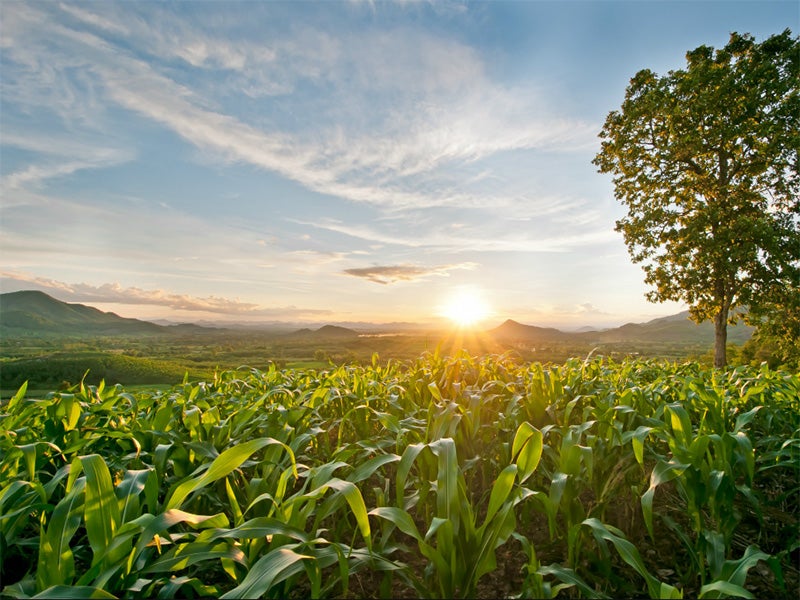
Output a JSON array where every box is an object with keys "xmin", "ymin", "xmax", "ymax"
[
  {"xmin": 1, "ymin": 3, "xmax": 598, "ymax": 212},
  {"xmin": 294, "ymin": 217, "xmax": 616, "ymax": 253}
]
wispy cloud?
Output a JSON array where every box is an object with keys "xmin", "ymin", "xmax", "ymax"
[
  {"xmin": 1, "ymin": 3, "xmax": 597, "ymax": 212},
  {"xmin": 297, "ymin": 218, "xmax": 616, "ymax": 253},
  {"xmin": 343, "ymin": 263, "xmax": 476, "ymax": 285}
]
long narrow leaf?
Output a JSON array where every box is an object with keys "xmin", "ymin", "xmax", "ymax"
[
  {"xmin": 166, "ymin": 438, "xmax": 295, "ymax": 510},
  {"xmin": 219, "ymin": 547, "xmax": 313, "ymax": 600}
]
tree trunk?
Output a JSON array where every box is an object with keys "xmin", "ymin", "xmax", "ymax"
[{"xmin": 714, "ymin": 307, "xmax": 728, "ymax": 368}]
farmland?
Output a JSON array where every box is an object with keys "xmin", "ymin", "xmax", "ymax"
[{"xmin": 1, "ymin": 353, "xmax": 798, "ymax": 598}]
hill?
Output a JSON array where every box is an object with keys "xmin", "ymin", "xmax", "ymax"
[
  {"xmin": 0, "ymin": 290, "xmax": 166, "ymax": 336},
  {"xmin": 578, "ymin": 311, "xmax": 754, "ymax": 345},
  {"xmin": 287, "ymin": 324, "xmax": 360, "ymax": 339},
  {"xmin": 488, "ymin": 312, "xmax": 753, "ymax": 347},
  {"xmin": 489, "ymin": 319, "xmax": 571, "ymax": 343}
]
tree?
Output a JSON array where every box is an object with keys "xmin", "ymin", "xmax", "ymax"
[
  {"xmin": 742, "ymin": 285, "xmax": 800, "ymax": 368},
  {"xmin": 594, "ymin": 30, "xmax": 799, "ymax": 367}
]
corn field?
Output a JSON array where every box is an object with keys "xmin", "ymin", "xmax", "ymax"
[{"xmin": 1, "ymin": 353, "xmax": 798, "ymax": 599}]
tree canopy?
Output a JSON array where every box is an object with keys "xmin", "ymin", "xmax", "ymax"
[{"xmin": 594, "ymin": 30, "xmax": 799, "ymax": 367}]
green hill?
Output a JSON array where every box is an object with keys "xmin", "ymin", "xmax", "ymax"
[
  {"xmin": 488, "ymin": 311, "xmax": 753, "ymax": 346},
  {"xmin": 0, "ymin": 290, "xmax": 166, "ymax": 335}
]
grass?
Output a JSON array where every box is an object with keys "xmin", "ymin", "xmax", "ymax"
[{"xmin": 1, "ymin": 353, "xmax": 797, "ymax": 598}]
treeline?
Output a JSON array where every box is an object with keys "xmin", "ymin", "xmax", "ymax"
[{"xmin": 0, "ymin": 352, "xmax": 209, "ymax": 389}]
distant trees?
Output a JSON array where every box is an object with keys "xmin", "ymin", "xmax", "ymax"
[{"xmin": 594, "ymin": 30, "xmax": 799, "ymax": 367}]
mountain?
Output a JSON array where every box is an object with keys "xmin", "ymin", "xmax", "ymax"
[
  {"xmin": 287, "ymin": 324, "xmax": 359, "ymax": 339},
  {"xmin": 1, "ymin": 290, "xmax": 168, "ymax": 335},
  {"xmin": 488, "ymin": 311, "xmax": 754, "ymax": 346},
  {"xmin": 579, "ymin": 310, "xmax": 754, "ymax": 345},
  {"xmin": 489, "ymin": 319, "xmax": 570, "ymax": 343}
]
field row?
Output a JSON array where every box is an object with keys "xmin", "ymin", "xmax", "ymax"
[{"xmin": 1, "ymin": 354, "xmax": 798, "ymax": 598}]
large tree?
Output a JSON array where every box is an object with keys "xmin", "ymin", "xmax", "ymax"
[{"xmin": 594, "ymin": 30, "xmax": 799, "ymax": 367}]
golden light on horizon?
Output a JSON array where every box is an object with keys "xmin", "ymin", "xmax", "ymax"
[{"xmin": 439, "ymin": 287, "xmax": 491, "ymax": 328}]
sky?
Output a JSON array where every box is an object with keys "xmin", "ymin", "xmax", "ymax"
[{"xmin": 1, "ymin": 1, "xmax": 796, "ymax": 329}]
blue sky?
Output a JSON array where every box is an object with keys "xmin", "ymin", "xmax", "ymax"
[{"xmin": 1, "ymin": 1, "xmax": 796, "ymax": 328}]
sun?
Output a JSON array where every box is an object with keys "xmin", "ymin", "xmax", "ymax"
[{"xmin": 440, "ymin": 288, "xmax": 491, "ymax": 328}]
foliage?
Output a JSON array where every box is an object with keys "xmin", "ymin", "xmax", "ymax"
[
  {"xmin": 742, "ymin": 287, "xmax": 800, "ymax": 369},
  {"xmin": 0, "ymin": 352, "xmax": 207, "ymax": 389},
  {"xmin": 593, "ymin": 29, "xmax": 800, "ymax": 368},
  {"xmin": 1, "ymin": 355, "xmax": 797, "ymax": 598}
]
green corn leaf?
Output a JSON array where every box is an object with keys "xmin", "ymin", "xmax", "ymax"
[
  {"xmin": 6, "ymin": 380, "xmax": 29, "ymax": 413},
  {"xmin": 143, "ymin": 541, "xmax": 246, "ymax": 573},
  {"xmin": 80, "ymin": 455, "xmax": 121, "ymax": 563},
  {"xmin": 539, "ymin": 564, "xmax": 608, "ymax": 599},
  {"xmin": 219, "ymin": 547, "xmax": 314, "ymax": 600},
  {"xmin": 322, "ymin": 478, "xmax": 371, "ymax": 549},
  {"xmin": 718, "ymin": 545, "xmax": 771, "ymax": 588},
  {"xmin": 512, "ymin": 422, "xmax": 543, "ymax": 483},
  {"xmin": 198, "ymin": 516, "xmax": 311, "ymax": 544},
  {"xmin": 346, "ymin": 453, "xmax": 400, "ymax": 484},
  {"xmin": 225, "ymin": 476, "xmax": 244, "ymax": 527},
  {"xmin": 18, "ymin": 443, "xmax": 38, "ymax": 481},
  {"xmin": 134, "ymin": 509, "xmax": 228, "ymax": 556},
  {"xmin": 368, "ymin": 506, "xmax": 423, "ymax": 542},
  {"xmin": 429, "ymin": 438, "xmax": 459, "ymax": 531},
  {"xmin": 484, "ymin": 464, "xmax": 517, "ymax": 527},
  {"xmin": 549, "ymin": 471, "xmax": 569, "ymax": 511},
  {"xmin": 396, "ymin": 442, "xmax": 427, "ymax": 508},
  {"xmin": 642, "ymin": 460, "xmax": 688, "ymax": 539},
  {"xmin": 699, "ymin": 580, "xmax": 754, "ymax": 599},
  {"xmin": 32, "ymin": 586, "xmax": 118, "ymax": 599},
  {"xmin": 37, "ymin": 478, "xmax": 86, "ymax": 590},
  {"xmin": 630, "ymin": 426, "xmax": 654, "ymax": 466},
  {"xmin": 667, "ymin": 404, "xmax": 693, "ymax": 446},
  {"xmin": 582, "ymin": 518, "xmax": 681, "ymax": 599},
  {"xmin": 116, "ymin": 469, "xmax": 154, "ymax": 525},
  {"xmin": 733, "ymin": 406, "xmax": 762, "ymax": 434},
  {"xmin": 155, "ymin": 575, "xmax": 219, "ymax": 599},
  {"xmin": 166, "ymin": 437, "xmax": 295, "ymax": 510}
]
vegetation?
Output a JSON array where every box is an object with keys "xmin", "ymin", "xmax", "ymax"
[
  {"xmin": 593, "ymin": 29, "xmax": 800, "ymax": 368},
  {"xmin": 1, "ymin": 353, "xmax": 797, "ymax": 598}
]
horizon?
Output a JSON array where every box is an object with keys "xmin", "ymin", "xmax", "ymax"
[
  {"xmin": 1, "ymin": 2, "xmax": 794, "ymax": 328},
  {"xmin": 2, "ymin": 288, "xmax": 694, "ymax": 332}
]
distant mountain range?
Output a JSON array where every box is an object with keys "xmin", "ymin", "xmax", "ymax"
[
  {"xmin": 490, "ymin": 312, "xmax": 754, "ymax": 346},
  {"xmin": 0, "ymin": 291, "xmax": 361, "ymax": 339},
  {"xmin": 0, "ymin": 290, "xmax": 754, "ymax": 345}
]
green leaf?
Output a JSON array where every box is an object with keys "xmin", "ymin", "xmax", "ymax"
[
  {"xmin": 37, "ymin": 478, "xmax": 86, "ymax": 590},
  {"xmin": 32, "ymin": 586, "xmax": 118, "ymax": 599},
  {"xmin": 582, "ymin": 518, "xmax": 680, "ymax": 599},
  {"xmin": 699, "ymin": 580, "xmax": 754, "ymax": 599},
  {"xmin": 219, "ymin": 547, "xmax": 313, "ymax": 599},
  {"xmin": 512, "ymin": 422, "xmax": 543, "ymax": 483},
  {"xmin": 368, "ymin": 506, "xmax": 423, "ymax": 542},
  {"xmin": 134, "ymin": 509, "xmax": 228, "ymax": 556},
  {"xmin": 166, "ymin": 437, "xmax": 295, "ymax": 510},
  {"xmin": 322, "ymin": 478, "xmax": 371, "ymax": 549},
  {"xmin": 430, "ymin": 438, "xmax": 459, "ymax": 532},
  {"xmin": 484, "ymin": 464, "xmax": 517, "ymax": 526},
  {"xmin": 7, "ymin": 381, "xmax": 28, "ymax": 412},
  {"xmin": 539, "ymin": 563, "xmax": 609, "ymax": 598},
  {"xmin": 396, "ymin": 443, "xmax": 427, "ymax": 508},
  {"xmin": 346, "ymin": 453, "xmax": 400, "ymax": 484},
  {"xmin": 80, "ymin": 455, "xmax": 121, "ymax": 563},
  {"xmin": 718, "ymin": 545, "xmax": 771, "ymax": 588},
  {"xmin": 642, "ymin": 460, "xmax": 688, "ymax": 539}
]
